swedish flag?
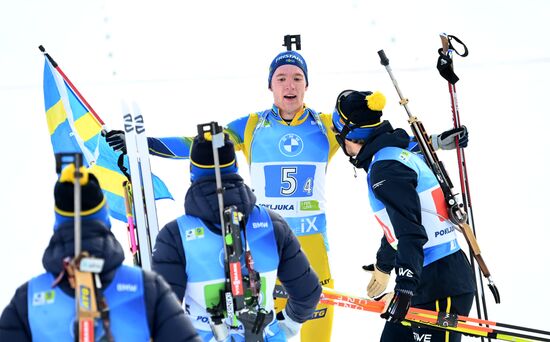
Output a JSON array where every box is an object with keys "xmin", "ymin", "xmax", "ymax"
[{"xmin": 42, "ymin": 57, "xmax": 172, "ymax": 222}]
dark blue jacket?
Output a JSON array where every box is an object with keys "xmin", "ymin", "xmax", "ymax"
[
  {"xmin": 355, "ymin": 121, "xmax": 476, "ymax": 305},
  {"xmin": 0, "ymin": 220, "xmax": 201, "ymax": 342},
  {"xmin": 152, "ymin": 173, "xmax": 322, "ymax": 323}
]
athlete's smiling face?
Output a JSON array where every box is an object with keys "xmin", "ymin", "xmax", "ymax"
[{"xmin": 270, "ymin": 64, "xmax": 308, "ymax": 120}]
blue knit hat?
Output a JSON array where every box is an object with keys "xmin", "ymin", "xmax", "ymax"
[
  {"xmin": 190, "ymin": 133, "xmax": 238, "ymax": 182},
  {"xmin": 54, "ymin": 164, "xmax": 111, "ymax": 230},
  {"xmin": 268, "ymin": 51, "xmax": 309, "ymax": 88}
]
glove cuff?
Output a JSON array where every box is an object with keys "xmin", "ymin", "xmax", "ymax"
[
  {"xmin": 395, "ymin": 288, "xmax": 414, "ymax": 297},
  {"xmin": 375, "ymin": 264, "xmax": 391, "ymax": 275},
  {"xmin": 430, "ymin": 134, "xmax": 441, "ymax": 150}
]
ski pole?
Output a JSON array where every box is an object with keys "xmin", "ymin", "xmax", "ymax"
[
  {"xmin": 438, "ymin": 34, "xmax": 494, "ymax": 328},
  {"xmin": 377, "ymin": 49, "xmax": 500, "ymax": 304}
]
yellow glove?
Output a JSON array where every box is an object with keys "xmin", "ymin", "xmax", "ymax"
[{"xmin": 363, "ymin": 264, "xmax": 391, "ymax": 298}]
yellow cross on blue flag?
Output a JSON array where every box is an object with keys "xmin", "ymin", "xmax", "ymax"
[{"xmin": 42, "ymin": 56, "xmax": 172, "ymax": 222}]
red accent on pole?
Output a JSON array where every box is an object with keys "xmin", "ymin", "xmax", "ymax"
[{"xmin": 52, "ymin": 63, "xmax": 105, "ymax": 126}]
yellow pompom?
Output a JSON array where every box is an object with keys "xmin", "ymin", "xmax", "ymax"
[
  {"xmin": 366, "ymin": 91, "xmax": 386, "ymax": 111},
  {"xmin": 59, "ymin": 164, "xmax": 89, "ymax": 185}
]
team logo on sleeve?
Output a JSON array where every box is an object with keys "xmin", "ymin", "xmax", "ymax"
[{"xmin": 279, "ymin": 133, "xmax": 303, "ymax": 157}]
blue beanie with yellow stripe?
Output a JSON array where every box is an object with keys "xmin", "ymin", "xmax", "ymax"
[
  {"xmin": 268, "ymin": 50, "xmax": 309, "ymax": 89},
  {"xmin": 54, "ymin": 164, "xmax": 111, "ymax": 230},
  {"xmin": 190, "ymin": 133, "xmax": 238, "ymax": 182}
]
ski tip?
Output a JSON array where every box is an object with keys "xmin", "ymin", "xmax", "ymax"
[{"xmin": 38, "ymin": 45, "xmax": 45, "ymax": 53}]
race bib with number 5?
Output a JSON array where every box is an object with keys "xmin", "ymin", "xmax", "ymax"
[{"xmin": 264, "ymin": 165, "xmax": 316, "ymax": 198}]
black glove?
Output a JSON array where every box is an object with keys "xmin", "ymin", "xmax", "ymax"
[
  {"xmin": 380, "ymin": 290, "xmax": 412, "ymax": 323},
  {"xmin": 432, "ymin": 125, "xmax": 468, "ymax": 150},
  {"xmin": 105, "ymin": 130, "xmax": 127, "ymax": 153}
]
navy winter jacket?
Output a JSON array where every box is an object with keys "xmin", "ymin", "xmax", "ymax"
[
  {"xmin": 355, "ymin": 121, "xmax": 476, "ymax": 305},
  {"xmin": 152, "ymin": 173, "xmax": 322, "ymax": 323},
  {"xmin": 0, "ymin": 220, "xmax": 201, "ymax": 342}
]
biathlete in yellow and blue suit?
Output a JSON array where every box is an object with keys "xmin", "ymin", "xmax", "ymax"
[{"xmin": 105, "ymin": 50, "xmax": 339, "ymax": 341}]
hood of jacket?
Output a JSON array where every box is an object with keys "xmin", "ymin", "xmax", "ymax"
[
  {"xmin": 42, "ymin": 219, "xmax": 125, "ymax": 291},
  {"xmin": 184, "ymin": 173, "xmax": 257, "ymax": 229}
]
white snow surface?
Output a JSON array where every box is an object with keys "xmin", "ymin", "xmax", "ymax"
[{"xmin": 1, "ymin": 1, "xmax": 549, "ymax": 341}]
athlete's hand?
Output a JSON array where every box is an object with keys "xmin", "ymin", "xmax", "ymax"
[
  {"xmin": 432, "ymin": 125, "xmax": 468, "ymax": 150},
  {"xmin": 380, "ymin": 290, "xmax": 412, "ymax": 323},
  {"xmin": 277, "ymin": 309, "xmax": 301, "ymax": 339},
  {"xmin": 105, "ymin": 129, "xmax": 127, "ymax": 153},
  {"xmin": 363, "ymin": 264, "xmax": 390, "ymax": 298}
]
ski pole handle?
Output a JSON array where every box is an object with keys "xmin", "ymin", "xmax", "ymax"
[{"xmin": 378, "ymin": 50, "xmax": 389, "ymax": 66}]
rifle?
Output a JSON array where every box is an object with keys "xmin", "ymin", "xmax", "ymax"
[
  {"xmin": 199, "ymin": 122, "xmax": 269, "ymax": 342},
  {"xmin": 55, "ymin": 153, "xmax": 113, "ymax": 342},
  {"xmin": 377, "ymin": 50, "xmax": 500, "ymax": 304}
]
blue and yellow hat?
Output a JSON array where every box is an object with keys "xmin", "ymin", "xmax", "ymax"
[
  {"xmin": 54, "ymin": 164, "xmax": 111, "ymax": 230},
  {"xmin": 332, "ymin": 90, "xmax": 386, "ymax": 140},
  {"xmin": 190, "ymin": 133, "xmax": 238, "ymax": 182},
  {"xmin": 268, "ymin": 50, "xmax": 309, "ymax": 89}
]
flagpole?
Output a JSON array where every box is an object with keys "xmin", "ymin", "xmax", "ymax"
[{"xmin": 38, "ymin": 45, "xmax": 105, "ymax": 127}]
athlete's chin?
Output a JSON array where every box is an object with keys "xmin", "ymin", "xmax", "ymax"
[{"xmin": 279, "ymin": 103, "xmax": 301, "ymax": 117}]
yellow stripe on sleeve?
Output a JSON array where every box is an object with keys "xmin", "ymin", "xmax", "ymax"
[
  {"xmin": 242, "ymin": 113, "xmax": 259, "ymax": 164},
  {"xmin": 319, "ymin": 113, "xmax": 340, "ymax": 162}
]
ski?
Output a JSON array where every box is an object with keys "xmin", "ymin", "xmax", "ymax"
[
  {"xmin": 122, "ymin": 103, "xmax": 159, "ymax": 271},
  {"xmin": 320, "ymin": 288, "xmax": 550, "ymax": 342},
  {"xmin": 131, "ymin": 103, "xmax": 160, "ymax": 246}
]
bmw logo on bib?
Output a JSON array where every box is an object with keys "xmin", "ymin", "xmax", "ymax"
[{"xmin": 279, "ymin": 133, "xmax": 303, "ymax": 157}]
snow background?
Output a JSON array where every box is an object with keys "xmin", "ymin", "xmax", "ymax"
[{"xmin": 1, "ymin": 0, "xmax": 549, "ymax": 340}]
